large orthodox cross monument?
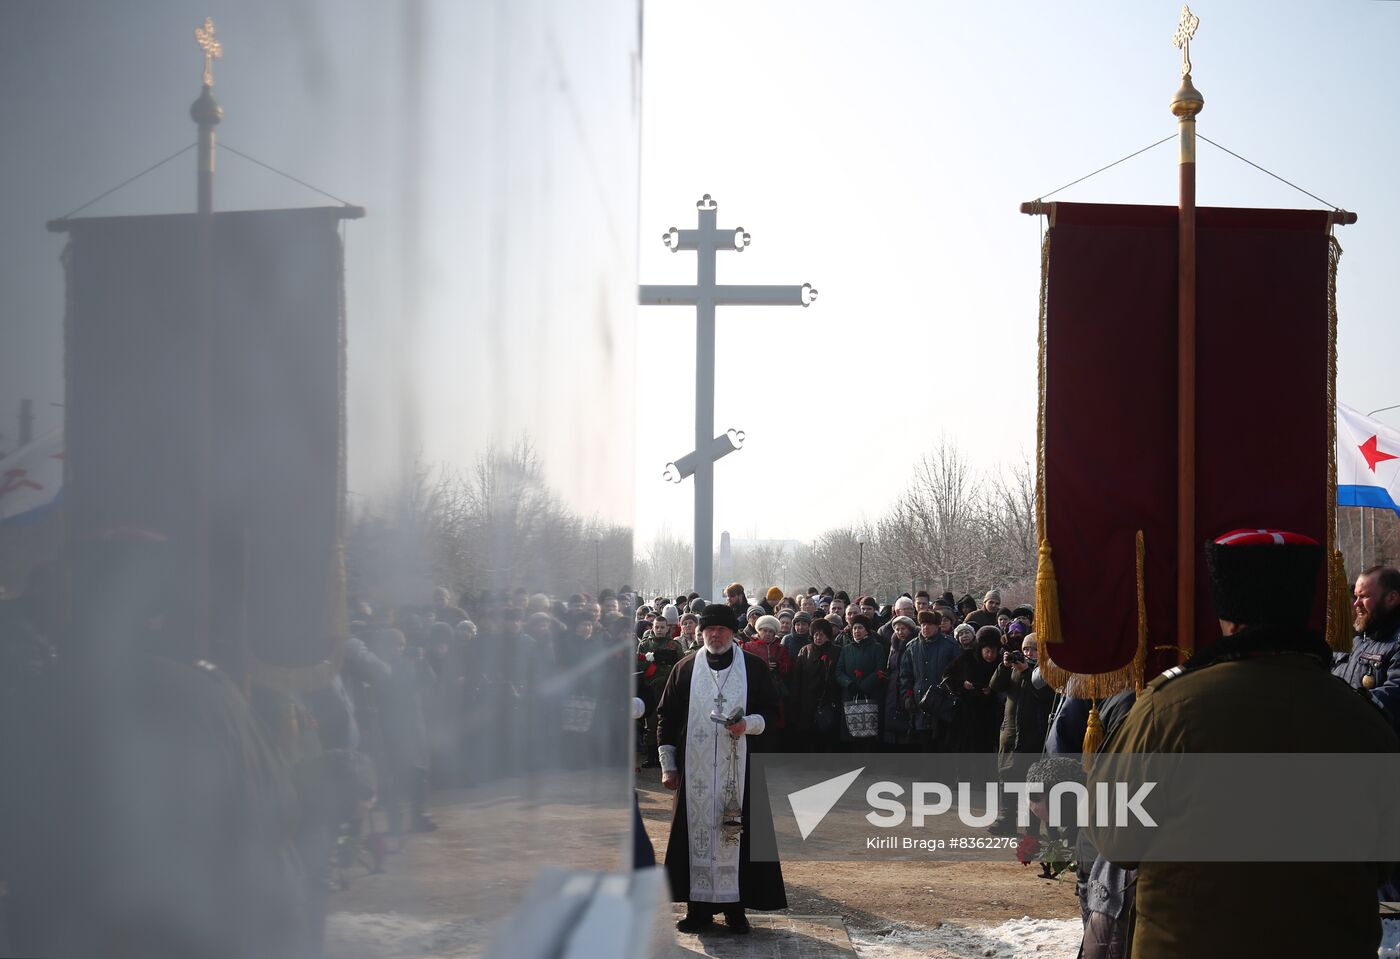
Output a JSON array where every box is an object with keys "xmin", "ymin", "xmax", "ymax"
[{"xmin": 640, "ymin": 195, "xmax": 815, "ymax": 598}]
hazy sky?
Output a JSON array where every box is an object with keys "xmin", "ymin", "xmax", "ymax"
[
  {"xmin": 3, "ymin": 2, "xmax": 1398, "ymax": 554},
  {"xmin": 634, "ymin": 0, "xmax": 1400, "ymax": 546}
]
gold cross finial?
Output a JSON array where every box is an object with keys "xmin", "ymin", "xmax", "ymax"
[
  {"xmin": 1172, "ymin": 5, "xmax": 1200, "ymax": 79},
  {"xmin": 195, "ymin": 17, "xmax": 222, "ymax": 87}
]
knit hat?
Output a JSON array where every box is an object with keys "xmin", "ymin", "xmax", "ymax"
[
  {"xmin": 1204, "ymin": 528, "xmax": 1322, "ymax": 626},
  {"xmin": 697, "ymin": 604, "xmax": 740, "ymax": 632},
  {"xmin": 661, "ymin": 603, "xmax": 680, "ymax": 625},
  {"xmin": 689, "ymin": 597, "xmax": 707, "ymax": 613},
  {"xmin": 1007, "ymin": 620, "xmax": 1028, "ymax": 638},
  {"xmin": 755, "ymin": 615, "xmax": 782, "ymax": 633},
  {"xmin": 953, "ymin": 623, "xmax": 976, "ymax": 645},
  {"xmin": 890, "ymin": 615, "xmax": 917, "ymax": 632},
  {"xmin": 793, "ymin": 611, "xmax": 813, "ymax": 624},
  {"xmin": 983, "ymin": 589, "xmax": 1002, "ymax": 604},
  {"xmin": 746, "ymin": 606, "xmax": 764, "ymax": 621},
  {"xmin": 777, "ymin": 608, "xmax": 794, "ymax": 620},
  {"xmin": 1011, "ymin": 603, "xmax": 1035, "ymax": 622},
  {"xmin": 766, "ymin": 586, "xmax": 784, "ymax": 602}
]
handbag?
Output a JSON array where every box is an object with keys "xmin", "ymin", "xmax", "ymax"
[
  {"xmin": 562, "ymin": 695, "xmax": 597, "ymax": 733},
  {"xmin": 919, "ymin": 680, "xmax": 960, "ymax": 723},
  {"xmin": 843, "ymin": 695, "xmax": 880, "ymax": 738}
]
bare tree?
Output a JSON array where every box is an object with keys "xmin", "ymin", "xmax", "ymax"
[{"xmin": 737, "ymin": 542, "xmax": 788, "ymax": 595}]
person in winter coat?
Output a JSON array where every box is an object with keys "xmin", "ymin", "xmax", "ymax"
[
  {"xmin": 898, "ymin": 610, "xmax": 962, "ymax": 749},
  {"xmin": 1332, "ymin": 565, "xmax": 1400, "ymax": 734},
  {"xmin": 880, "ymin": 615, "xmax": 919, "ymax": 747},
  {"xmin": 943, "ymin": 626, "xmax": 1003, "ymax": 781},
  {"xmin": 782, "ymin": 611, "xmax": 814, "ymax": 661},
  {"xmin": 790, "ymin": 618, "xmax": 842, "ymax": 752},
  {"xmin": 742, "ymin": 616, "xmax": 792, "ymax": 747},
  {"xmin": 1088, "ymin": 529, "xmax": 1400, "ymax": 959},
  {"xmin": 988, "ymin": 630, "xmax": 1055, "ymax": 834},
  {"xmin": 835, "ymin": 615, "xmax": 884, "ymax": 749},
  {"xmin": 637, "ymin": 621, "xmax": 686, "ymax": 767}
]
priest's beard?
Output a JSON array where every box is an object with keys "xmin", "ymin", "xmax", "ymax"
[{"xmin": 703, "ymin": 634, "xmax": 734, "ymax": 656}]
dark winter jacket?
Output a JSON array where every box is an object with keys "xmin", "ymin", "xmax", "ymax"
[
  {"xmin": 834, "ymin": 635, "xmax": 884, "ymax": 703},
  {"xmin": 790, "ymin": 642, "xmax": 841, "ymax": 733},
  {"xmin": 1332, "ymin": 609, "xmax": 1400, "ymax": 734},
  {"xmin": 897, "ymin": 632, "xmax": 962, "ymax": 732},
  {"xmin": 989, "ymin": 659, "xmax": 1055, "ymax": 757}
]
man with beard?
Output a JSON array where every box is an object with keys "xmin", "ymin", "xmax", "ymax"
[
  {"xmin": 656, "ymin": 604, "xmax": 786, "ymax": 934},
  {"xmin": 1332, "ymin": 565, "xmax": 1400, "ymax": 732}
]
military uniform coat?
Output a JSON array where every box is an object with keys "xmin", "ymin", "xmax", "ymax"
[{"xmin": 1087, "ymin": 624, "xmax": 1400, "ymax": 959}]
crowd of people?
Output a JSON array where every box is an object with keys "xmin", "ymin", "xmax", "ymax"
[
  {"xmin": 6, "ymin": 545, "xmax": 1400, "ymax": 959},
  {"xmin": 631, "ymin": 582, "xmax": 1049, "ymax": 835}
]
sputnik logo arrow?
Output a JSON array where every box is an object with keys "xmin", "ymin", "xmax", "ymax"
[
  {"xmin": 1359, "ymin": 434, "xmax": 1399, "ymax": 473},
  {"xmin": 787, "ymin": 767, "xmax": 864, "ymax": 840}
]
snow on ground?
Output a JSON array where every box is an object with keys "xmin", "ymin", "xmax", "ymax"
[
  {"xmin": 848, "ymin": 917, "xmax": 1081, "ymax": 959},
  {"xmin": 328, "ymin": 912, "xmax": 1400, "ymax": 958},
  {"xmin": 1381, "ymin": 919, "xmax": 1400, "ymax": 959},
  {"xmin": 325, "ymin": 912, "xmax": 486, "ymax": 959}
]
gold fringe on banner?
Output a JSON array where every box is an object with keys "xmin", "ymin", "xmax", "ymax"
[
  {"xmin": 1031, "ymin": 221, "xmax": 1144, "ymax": 701},
  {"xmin": 1033, "ymin": 229, "xmax": 1064, "ymax": 654},
  {"xmin": 1324, "ymin": 234, "xmax": 1351, "ymax": 651}
]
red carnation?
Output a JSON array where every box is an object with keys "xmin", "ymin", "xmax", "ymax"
[
  {"xmin": 1015, "ymin": 834, "xmax": 1040, "ymax": 866},
  {"xmin": 854, "ymin": 669, "xmax": 864, "ymax": 679},
  {"xmin": 645, "ymin": 664, "xmax": 657, "ymax": 679}
]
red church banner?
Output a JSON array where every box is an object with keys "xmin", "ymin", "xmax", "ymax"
[{"xmin": 1038, "ymin": 202, "xmax": 1336, "ymax": 678}]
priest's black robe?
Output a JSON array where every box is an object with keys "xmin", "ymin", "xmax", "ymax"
[{"xmin": 655, "ymin": 645, "xmax": 788, "ymax": 910}]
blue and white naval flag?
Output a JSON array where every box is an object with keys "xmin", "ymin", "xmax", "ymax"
[
  {"xmin": 1338, "ymin": 403, "xmax": 1400, "ymax": 517},
  {"xmin": 0, "ymin": 430, "xmax": 63, "ymax": 526}
]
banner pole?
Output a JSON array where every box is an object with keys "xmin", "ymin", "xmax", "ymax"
[{"xmin": 1171, "ymin": 9, "xmax": 1204, "ymax": 659}]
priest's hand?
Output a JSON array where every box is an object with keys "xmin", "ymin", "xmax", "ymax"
[
  {"xmin": 662, "ymin": 770, "xmax": 680, "ymax": 790},
  {"xmin": 725, "ymin": 718, "xmax": 747, "ymax": 738}
]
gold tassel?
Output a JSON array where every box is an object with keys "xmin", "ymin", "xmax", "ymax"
[
  {"xmin": 1329, "ymin": 548, "xmax": 1353, "ymax": 652},
  {"xmin": 1035, "ymin": 539, "xmax": 1063, "ymax": 645},
  {"xmin": 1081, "ymin": 702, "xmax": 1105, "ymax": 772}
]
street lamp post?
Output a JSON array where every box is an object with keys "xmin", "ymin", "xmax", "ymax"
[
  {"xmin": 857, "ymin": 540, "xmax": 865, "ymax": 596},
  {"xmin": 594, "ymin": 537, "xmax": 601, "ymax": 594}
]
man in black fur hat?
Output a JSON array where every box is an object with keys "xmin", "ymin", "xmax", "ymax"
[
  {"xmin": 1087, "ymin": 529, "xmax": 1399, "ymax": 959},
  {"xmin": 656, "ymin": 603, "xmax": 786, "ymax": 934}
]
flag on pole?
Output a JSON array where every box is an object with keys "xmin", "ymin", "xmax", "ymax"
[
  {"xmin": 1338, "ymin": 403, "xmax": 1400, "ymax": 517},
  {"xmin": 0, "ymin": 430, "xmax": 63, "ymax": 526}
]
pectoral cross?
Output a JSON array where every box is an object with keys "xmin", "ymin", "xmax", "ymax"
[
  {"xmin": 713, "ymin": 691, "xmax": 727, "ymax": 713},
  {"xmin": 195, "ymin": 17, "xmax": 222, "ymax": 87},
  {"xmin": 1172, "ymin": 5, "xmax": 1199, "ymax": 79}
]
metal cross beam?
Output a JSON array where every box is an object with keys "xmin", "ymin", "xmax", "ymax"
[{"xmin": 640, "ymin": 194, "xmax": 815, "ymax": 599}]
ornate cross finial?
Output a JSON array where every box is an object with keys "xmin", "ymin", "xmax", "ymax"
[
  {"xmin": 195, "ymin": 17, "xmax": 222, "ymax": 87},
  {"xmin": 1172, "ymin": 5, "xmax": 1200, "ymax": 79}
]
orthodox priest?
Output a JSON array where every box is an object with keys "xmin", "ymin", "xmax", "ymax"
[{"xmin": 657, "ymin": 603, "xmax": 787, "ymax": 934}]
